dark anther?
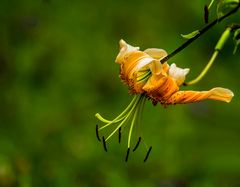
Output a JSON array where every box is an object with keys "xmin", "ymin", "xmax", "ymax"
[
  {"xmin": 143, "ymin": 146, "xmax": 152, "ymax": 162},
  {"xmin": 182, "ymin": 82, "xmax": 187, "ymax": 86},
  {"xmin": 204, "ymin": 5, "xmax": 209, "ymax": 24},
  {"xmin": 133, "ymin": 137, "xmax": 141, "ymax": 152},
  {"xmin": 118, "ymin": 127, "xmax": 121, "ymax": 143},
  {"xmin": 125, "ymin": 148, "xmax": 130, "ymax": 162},
  {"xmin": 96, "ymin": 125, "xmax": 101, "ymax": 142},
  {"xmin": 102, "ymin": 136, "xmax": 107, "ymax": 152}
]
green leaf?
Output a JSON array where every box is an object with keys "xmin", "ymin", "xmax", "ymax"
[
  {"xmin": 233, "ymin": 28, "xmax": 240, "ymax": 54},
  {"xmin": 217, "ymin": 0, "xmax": 239, "ymax": 17},
  {"xmin": 181, "ymin": 30, "xmax": 200, "ymax": 39}
]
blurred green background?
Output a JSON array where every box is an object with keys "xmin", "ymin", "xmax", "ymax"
[{"xmin": 0, "ymin": 0, "xmax": 240, "ymax": 186}]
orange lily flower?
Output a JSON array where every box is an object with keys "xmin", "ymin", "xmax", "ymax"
[
  {"xmin": 95, "ymin": 40, "xmax": 233, "ymax": 162},
  {"xmin": 116, "ymin": 39, "xmax": 234, "ymax": 106}
]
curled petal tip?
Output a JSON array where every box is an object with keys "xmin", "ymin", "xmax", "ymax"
[
  {"xmin": 115, "ymin": 40, "xmax": 139, "ymax": 64},
  {"xmin": 169, "ymin": 63, "xmax": 190, "ymax": 86},
  {"xmin": 183, "ymin": 68, "xmax": 190, "ymax": 75},
  {"xmin": 119, "ymin": 39, "xmax": 126, "ymax": 48},
  {"xmin": 209, "ymin": 88, "xmax": 234, "ymax": 103}
]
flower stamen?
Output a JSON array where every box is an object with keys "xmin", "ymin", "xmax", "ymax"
[
  {"xmin": 95, "ymin": 95, "xmax": 139, "ymax": 131},
  {"xmin": 143, "ymin": 146, "xmax": 152, "ymax": 162},
  {"xmin": 127, "ymin": 95, "xmax": 145, "ymax": 148},
  {"xmin": 102, "ymin": 136, "xmax": 107, "ymax": 152},
  {"xmin": 95, "ymin": 124, "xmax": 101, "ymax": 142},
  {"xmin": 133, "ymin": 137, "xmax": 141, "ymax": 152},
  {"xmin": 137, "ymin": 70, "xmax": 151, "ymax": 82},
  {"xmin": 96, "ymin": 94, "xmax": 147, "ymax": 156},
  {"xmin": 125, "ymin": 148, "xmax": 130, "ymax": 162},
  {"xmin": 118, "ymin": 127, "xmax": 121, "ymax": 143}
]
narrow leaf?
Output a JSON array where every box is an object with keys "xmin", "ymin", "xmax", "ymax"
[{"xmin": 181, "ymin": 30, "xmax": 200, "ymax": 39}]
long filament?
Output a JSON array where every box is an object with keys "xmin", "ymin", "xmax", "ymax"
[
  {"xmin": 127, "ymin": 96, "xmax": 144, "ymax": 148},
  {"xmin": 105, "ymin": 96, "xmax": 142, "ymax": 141},
  {"xmin": 97, "ymin": 95, "xmax": 139, "ymax": 130}
]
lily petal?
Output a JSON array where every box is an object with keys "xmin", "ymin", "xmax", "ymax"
[
  {"xmin": 165, "ymin": 87, "xmax": 234, "ymax": 104},
  {"xmin": 169, "ymin": 63, "xmax": 190, "ymax": 86},
  {"xmin": 116, "ymin": 39, "xmax": 140, "ymax": 64},
  {"xmin": 144, "ymin": 48, "xmax": 167, "ymax": 59},
  {"xmin": 136, "ymin": 58, "xmax": 155, "ymax": 71},
  {"xmin": 143, "ymin": 75, "xmax": 179, "ymax": 104},
  {"xmin": 208, "ymin": 87, "xmax": 234, "ymax": 103}
]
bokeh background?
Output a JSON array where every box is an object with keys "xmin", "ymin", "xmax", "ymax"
[{"xmin": 0, "ymin": 0, "xmax": 240, "ymax": 186}]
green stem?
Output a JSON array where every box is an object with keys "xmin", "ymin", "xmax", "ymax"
[
  {"xmin": 186, "ymin": 51, "xmax": 219, "ymax": 86},
  {"xmin": 185, "ymin": 27, "xmax": 232, "ymax": 86}
]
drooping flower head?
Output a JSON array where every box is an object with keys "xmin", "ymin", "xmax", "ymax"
[
  {"xmin": 116, "ymin": 39, "xmax": 233, "ymax": 105},
  {"xmin": 95, "ymin": 40, "xmax": 234, "ymax": 161}
]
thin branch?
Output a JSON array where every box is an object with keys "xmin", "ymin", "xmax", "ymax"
[{"xmin": 160, "ymin": 3, "xmax": 240, "ymax": 64}]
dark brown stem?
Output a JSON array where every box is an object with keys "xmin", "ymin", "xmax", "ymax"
[{"xmin": 160, "ymin": 3, "xmax": 240, "ymax": 64}]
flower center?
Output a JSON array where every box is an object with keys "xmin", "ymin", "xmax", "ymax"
[{"xmin": 136, "ymin": 69, "xmax": 152, "ymax": 83}]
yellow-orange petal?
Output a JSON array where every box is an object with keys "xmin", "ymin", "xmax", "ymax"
[
  {"xmin": 118, "ymin": 51, "xmax": 153, "ymax": 94},
  {"xmin": 164, "ymin": 87, "xmax": 234, "ymax": 105},
  {"xmin": 143, "ymin": 74, "xmax": 179, "ymax": 103},
  {"xmin": 115, "ymin": 39, "xmax": 140, "ymax": 64},
  {"xmin": 120, "ymin": 51, "xmax": 149, "ymax": 78},
  {"xmin": 144, "ymin": 48, "xmax": 167, "ymax": 60},
  {"xmin": 207, "ymin": 87, "xmax": 234, "ymax": 103}
]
